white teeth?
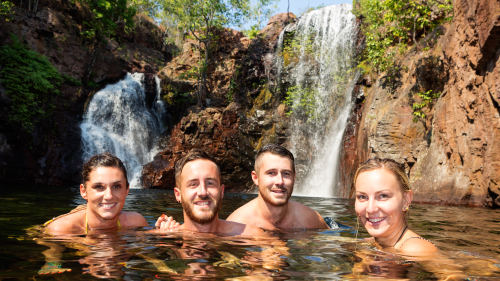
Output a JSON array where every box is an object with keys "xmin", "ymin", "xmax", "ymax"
[
  {"xmin": 100, "ymin": 203, "xmax": 116, "ymax": 208},
  {"xmin": 368, "ymin": 218, "xmax": 384, "ymax": 223},
  {"xmin": 196, "ymin": 201, "xmax": 209, "ymax": 206}
]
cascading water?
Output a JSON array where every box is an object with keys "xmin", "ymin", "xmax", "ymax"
[
  {"xmin": 276, "ymin": 4, "xmax": 357, "ymax": 197},
  {"xmin": 80, "ymin": 73, "xmax": 165, "ymax": 188}
]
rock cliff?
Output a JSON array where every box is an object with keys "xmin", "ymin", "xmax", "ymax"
[
  {"xmin": 342, "ymin": 0, "xmax": 500, "ymax": 207},
  {"xmin": 142, "ymin": 13, "xmax": 295, "ymax": 191},
  {"xmin": 0, "ymin": 0, "xmax": 169, "ymax": 185}
]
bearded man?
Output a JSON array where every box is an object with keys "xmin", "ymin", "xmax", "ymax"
[
  {"xmin": 227, "ymin": 144, "xmax": 329, "ymax": 230},
  {"xmin": 156, "ymin": 150, "xmax": 264, "ymax": 235}
]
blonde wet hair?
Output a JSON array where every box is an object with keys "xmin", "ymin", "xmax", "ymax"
[{"xmin": 352, "ymin": 157, "xmax": 412, "ymax": 224}]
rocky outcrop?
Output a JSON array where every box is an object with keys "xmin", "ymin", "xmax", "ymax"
[
  {"xmin": 343, "ymin": 0, "xmax": 500, "ymax": 207},
  {"xmin": 0, "ymin": 0, "xmax": 169, "ymax": 185},
  {"xmin": 142, "ymin": 13, "xmax": 295, "ymax": 190}
]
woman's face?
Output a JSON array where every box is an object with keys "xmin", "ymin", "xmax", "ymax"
[
  {"xmin": 80, "ymin": 167, "xmax": 129, "ymax": 221},
  {"xmin": 354, "ymin": 168, "xmax": 412, "ymax": 240}
]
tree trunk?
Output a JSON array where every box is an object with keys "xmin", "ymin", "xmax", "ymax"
[
  {"xmin": 85, "ymin": 39, "xmax": 99, "ymax": 84},
  {"xmin": 197, "ymin": 39, "xmax": 209, "ymax": 108}
]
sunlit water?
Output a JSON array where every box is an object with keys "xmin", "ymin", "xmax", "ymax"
[{"xmin": 1, "ymin": 186, "xmax": 499, "ymax": 280}]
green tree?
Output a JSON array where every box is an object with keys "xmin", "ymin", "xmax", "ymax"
[
  {"xmin": 0, "ymin": 1, "xmax": 14, "ymax": 20},
  {"xmin": 75, "ymin": 0, "xmax": 136, "ymax": 83},
  {"xmin": 159, "ymin": 0, "xmax": 276, "ymax": 107}
]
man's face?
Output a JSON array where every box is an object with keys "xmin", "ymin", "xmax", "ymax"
[
  {"xmin": 253, "ymin": 153, "xmax": 295, "ymax": 207},
  {"xmin": 174, "ymin": 159, "xmax": 224, "ymax": 225}
]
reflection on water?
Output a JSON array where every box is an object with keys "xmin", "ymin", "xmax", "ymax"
[{"xmin": 1, "ymin": 186, "xmax": 499, "ymax": 280}]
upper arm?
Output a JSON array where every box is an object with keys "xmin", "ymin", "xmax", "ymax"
[
  {"xmin": 226, "ymin": 206, "xmax": 249, "ymax": 224},
  {"xmin": 296, "ymin": 204, "xmax": 329, "ymax": 229},
  {"xmin": 126, "ymin": 212, "xmax": 149, "ymax": 227},
  {"xmin": 400, "ymin": 237, "xmax": 438, "ymax": 255},
  {"xmin": 45, "ymin": 219, "xmax": 80, "ymax": 235}
]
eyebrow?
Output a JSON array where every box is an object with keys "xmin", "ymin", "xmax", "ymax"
[{"xmin": 91, "ymin": 181, "xmax": 124, "ymax": 185}]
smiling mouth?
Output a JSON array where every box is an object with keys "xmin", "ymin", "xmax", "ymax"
[
  {"xmin": 366, "ymin": 217, "xmax": 385, "ymax": 223},
  {"xmin": 194, "ymin": 201, "xmax": 211, "ymax": 207},
  {"xmin": 100, "ymin": 203, "xmax": 117, "ymax": 209}
]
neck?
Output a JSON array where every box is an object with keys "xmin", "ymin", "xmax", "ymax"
[
  {"xmin": 257, "ymin": 194, "xmax": 289, "ymax": 226},
  {"xmin": 374, "ymin": 221, "xmax": 408, "ymax": 248},
  {"xmin": 86, "ymin": 210, "xmax": 120, "ymax": 230},
  {"xmin": 182, "ymin": 214, "xmax": 221, "ymax": 233}
]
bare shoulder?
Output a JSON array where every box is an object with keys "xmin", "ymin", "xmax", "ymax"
[
  {"xmin": 120, "ymin": 211, "xmax": 149, "ymax": 228},
  {"xmin": 400, "ymin": 236, "xmax": 438, "ymax": 254},
  {"xmin": 288, "ymin": 201, "xmax": 329, "ymax": 229},
  {"xmin": 45, "ymin": 210, "xmax": 85, "ymax": 234},
  {"xmin": 219, "ymin": 219, "xmax": 266, "ymax": 236},
  {"xmin": 226, "ymin": 198, "xmax": 258, "ymax": 223}
]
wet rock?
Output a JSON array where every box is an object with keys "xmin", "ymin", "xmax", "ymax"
[{"xmin": 343, "ymin": 0, "xmax": 500, "ymax": 207}]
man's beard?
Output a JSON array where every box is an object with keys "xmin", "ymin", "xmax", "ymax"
[
  {"xmin": 182, "ymin": 194, "xmax": 222, "ymax": 225},
  {"xmin": 261, "ymin": 186, "xmax": 291, "ymax": 207}
]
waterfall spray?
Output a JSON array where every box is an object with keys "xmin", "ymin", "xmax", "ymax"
[
  {"xmin": 276, "ymin": 4, "xmax": 357, "ymax": 197},
  {"xmin": 80, "ymin": 73, "xmax": 165, "ymax": 188}
]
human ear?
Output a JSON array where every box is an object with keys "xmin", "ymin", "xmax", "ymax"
[
  {"xmin": 221, "ymin": 184, "xmax": 225, "ymax": 199},
  {"xmin": 80, "ymin": 184, "xmax": 88, "ymax": 200},
  {"xmin": 174, "ymin": 187, "xmax": 181, "ymax": 203},
  {"xmin": 251, "ymin": 171, "xmax": 259, "ymax": 186},
  {"xmin": 403, "ymin": 190, "xmax": 413, "ymax": 210},
  {"xmin": 126, "ymin": 184, "xmax": 130, "ymax": 196}
]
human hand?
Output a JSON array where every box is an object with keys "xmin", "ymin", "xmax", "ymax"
[{"xmin": 155, "ymin": 214, "xmax": 180, "ymax": 234}]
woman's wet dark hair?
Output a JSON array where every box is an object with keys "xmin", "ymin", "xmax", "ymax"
[{"xmin": 82, "ymin": 152, "xmax": 128, "ymax": 187}]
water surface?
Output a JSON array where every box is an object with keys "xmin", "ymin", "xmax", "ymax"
[{"xmin": 1, "ymin": 186, "xmax": 499, "ymax": 280}]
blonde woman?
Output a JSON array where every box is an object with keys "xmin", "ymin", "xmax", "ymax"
[{"xmin": 353, "ymin": 158, "xmax": 437, "ymax": 255}]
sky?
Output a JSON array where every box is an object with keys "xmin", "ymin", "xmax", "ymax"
[
  {"xmin": 275, "ymin": 0, "xmax": 350, "ymax": 16},
  {"xmin": 239, "ymin": 0, "xmax": 350, "ymax": 30}
]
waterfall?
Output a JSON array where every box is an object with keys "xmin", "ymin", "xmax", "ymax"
[
  {"xmin": 80, "ymin": 73, "xmax": 165, "ymax": 188},
  {"xmin": 276, "ymin": 4, "xmax": 357, "ymax": 197}
]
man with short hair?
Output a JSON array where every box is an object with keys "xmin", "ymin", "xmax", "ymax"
[
  {"xmin": 227, "ymin": 144, "xmax": 329, "ymax": 230},
  {"xmin": 156, "ymin": 150, "xmax": 265, "ymax": 235}
]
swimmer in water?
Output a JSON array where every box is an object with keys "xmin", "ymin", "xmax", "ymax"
[
  {"xmin": 45, "ymin": 152, "xmax": 150, "ymax": 234},
  {"xmin": 353, "ymin": 157, "xmax": 438, "ymax": 255},
  {"xmin": 226, "ymin": 144, "xmax": 329, "ymax": 230},
  {"xmin": 156, "ymin": 150, "xmax": 265, "ymax": 236}
]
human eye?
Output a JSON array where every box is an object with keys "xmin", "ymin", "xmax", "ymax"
[
  {"xmin": 378, "ymin": 193, "xmax": 390, "ymax": 200},
  {"xmin": 94, "ymin": 185, "xmax": 104, "ymax": 190},
  {"xmin": 356, "ymin": 194, "xmax": 367, "ymax": 201},
  {"xmin": 207, "ymin": 180, "xmax": 217, "ymax": 186},
  {"xmin": 188, "ymin": 181, "xmax": 198, "ymax": 188},
  {"xmin": 113, "ymin": 184, "xmax": 122, "ymax": 189}
]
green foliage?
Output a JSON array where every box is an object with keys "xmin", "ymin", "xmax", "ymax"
[
  {"xmin": 280, "ymin": 31, "xmax": 316, "ymax": 67},
  {"xmin": 63, "ymin": 74, "xmax": 82, "ymax": 86},
  {"xmin": 75, "ymin": 0, "xmax": 136, "ymax": 41},
  {"xmin": 158, "ymin": 0, "xmax": 277, "ymax": 105},
  {"xmin": 0, "ymin": 1, "xmax": 14, "ymax": 20},
  {"xmin": 87, "ymin": 81, "xmax": 99, "ymax": 87},
  {"xmin": 284, "ymin": 85, "xmax": 321, "ymax": 120},
  {"xmin": 179, "ymin": 66, "xmax": 200, "ymax": 80},
  {"xmin": 0, "ymin": 35, "xmax": 63, "ymax": 133},
  {"xmin": 354, "ymin": 0, "xmax": 453, "ymax": 74},
  {"xmin": 412, "ymin": 89, "xmax": 441, "ymax": 121},
  {"xmin": 242, "ymin": 24, "xmax": 260, "ymax": 39}
]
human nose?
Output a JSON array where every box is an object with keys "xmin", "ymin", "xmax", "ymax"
[
  {"xmin": 197, "ymin": 182, "xmax": 208, "ymax": 197},
  {"xmin": 275, "ymin": 173, "xmax": 285, "ymax": 187},
  {"xmin": 103, "ymin": 186, "xmax": 113, "ymax": 200},
  {"xmin": 366, "ymin": 198, "xmax": 378, "ymax": 214}
]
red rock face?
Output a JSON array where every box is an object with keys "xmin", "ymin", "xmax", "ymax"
[
  {"xmin": 142, "ymin": 106, "xmax": 256, "ymax": 191},
  {"xmin": 143, "ymin": 14, "xmax": 295, "ymax": 191},
  {"xmin": 342, "ymin": 0, "xmax": 500, "ymax": 207}
]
